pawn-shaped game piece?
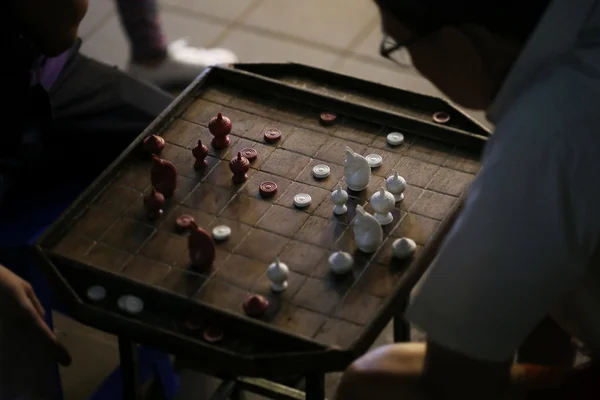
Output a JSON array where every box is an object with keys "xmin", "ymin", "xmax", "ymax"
[
  {"xmin": 188, "ymin": 221, "xmax": 216, "ymax": 271},
  {"xmin": 328, "ymin": 251, "xmax": 354, "ymax": 275},
  {"xmin": 151, "ymin": 155, "xmax": 177, "ymax": 198},
  {"xmin": 143, "ymin": 187, "xmax": 165, "ymax": 220},
  {"xmin": 331, "ymin": 184, "xmax": 348, "ymax": 215},
  {"xmin": 386, "ymin": 171, "xmax": 406, "ymax": 202},
  {"xmin": 192, "ymin": 139, "xmax": 209, "ymax": 169},
  {"xmin": 267, "ymin": 258, "xmax": 289, "ymax": 292},
  {"xmin": 370, "ymin": 188, "xmax": 395, "ymax": 226},
  {"xmin": 143, "ymin": 135, "xmax": 165, "ymax": 155},
  {"xmin": 208, "ymin": 112, "xmax": 232, "ymax": 149},
  {"xmin": 229, "ymin": 152, "xmax": 250, "ymax": 184},
  {"xmin": 243, "ymin": 294, "xmax": 269, "ymax": 318},
  {"xmin": 392, "ymin": 237, "xmax": 417, "ymax": 259}
]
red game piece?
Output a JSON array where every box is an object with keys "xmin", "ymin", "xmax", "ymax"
[
  {"xmin": 143, "ymin": 135, "xmax": 165, "ymax": 155},
  {"xmin": 243, "ymin": 294, "xmax": 269, "ymax": 318},
  {"xmin": 143, "ymin": 188, "xmax": 165, "ymax": 220},
  {"xmin": 432, "ymin": 111, "xmax": 450, "ymax": 124},
  {"xmin": 240, "ymin": 148, "xmax": 258, "ymax": 161},
  {"xmin": 188, "ymin": 221, "xmax": 216, "ymax": 270},
  {"xmin": 151, "ymin": 155, "xmax": 177, "ymax": 198},
  {"xmin": 203, "ymin": 326, "xmax": 224, "ymax": 343},
  {"xmin": 192, "ymin": 139, "xmax": 209, "ymax": 169},
  {"xmin": 229, "ymin": 152, "xmax": 250, "ymax": 184},
  {"xmin": 182, "ymin": 314, "xmax": 203, "ymax": 331},
  {"xmin": 320, "ymin": 112, "xmax": 337, "ymax": 126},
  {"xmin": 208, "ymin": 113, "xmax": 232, "ymax": 149},
  {"xmin": 263, "ymin": 128, "xmax": 281, "ymax": 143},
  {"xmin": 259, "ymin": 181, "xmax": 278, "ymax": 197},
  {"xmin": 175, "ymin": 214, "xmax": 195, "ymax": 231}
]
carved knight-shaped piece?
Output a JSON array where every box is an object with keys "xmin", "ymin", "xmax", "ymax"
[
  {"xmin": 344, "ymin": 146, "xmax": 371, "ymax": 192},
  {"xmin": 353, "ymin": 205, "xmax": 383, "ymax": 253}
]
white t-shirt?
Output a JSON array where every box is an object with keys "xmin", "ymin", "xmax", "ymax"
[{"xmin": 406, "ymin": 0, "xmax": 600, "ymax": 362}]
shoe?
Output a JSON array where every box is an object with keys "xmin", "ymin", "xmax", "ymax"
[{"xmin": 128, "ymin": 38, "xmax": 238, "ymax": 88}]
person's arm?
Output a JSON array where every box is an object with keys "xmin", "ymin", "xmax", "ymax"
[
  {"xmin": 12, "ymin": 0, "xmax": 88, "ymax": 56},
  {"xmin": 336, "ymin": 71, "xmax": 599, "ymax": 399}
]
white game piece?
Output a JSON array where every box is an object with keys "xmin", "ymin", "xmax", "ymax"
[
  {"xmin": 369, "ymin": 188, "xmax": 396, "ymax": 226},
  {"xmin": 123, "ymin": 295, "xmax": 144, "ymax": 315},
  {"xmin": 294, "ymin": 193, "xmax": 312, "ymax": 208},
  {"xmin": 386, "ymin": 132, "xmax": 405, "ymax": 146},
  {"xmin": 366, "ymin": 154, "xmax": 383, "ymax": 168},
  {"xmin": 87, "ymin": 285, "xmax": 106, "ymax": 302},
  {"xmin": 353, "ymin": 205, "xmax": 383, "ymax": 253},
  {"xmin": 267, "ymin": 258, "xmax": 289, "ymax": 292},
  {"xmin": 312, "ymin": 164, "xmax": 331, "ymax": 179},
  {"xmin": 328, "ymin": 251, "xmax": 354, "ymax": 275},
  {"xmin": 331, "ymin": 184, "xmax": 348, "ymax": 215},
  {"xmin": 392, "ymin": 237, "xmax": 417, "ymax": 259},
  {"xmin": 212, "ymin": 225, "xmax": 231, "ymax": 241},
  {"xmin": 117, "ymin": 296, "xmax": 127, "ymax": 311},
  {"xmin": 344, "ymin": 147, "xmax": 371, "ymax": 191},
  {"xmin": 386, "ymin": 171, "xmax": 406, "ymax": 202}
]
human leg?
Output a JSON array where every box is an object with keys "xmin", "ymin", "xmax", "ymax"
[{"xmin": 115, "ymin": 0, "xmax": 237, "ymax": 88}]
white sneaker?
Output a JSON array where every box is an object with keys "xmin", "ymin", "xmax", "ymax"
[{"xmin": 127, "ymin": 38, "xmax": 238, "ymax": 88}]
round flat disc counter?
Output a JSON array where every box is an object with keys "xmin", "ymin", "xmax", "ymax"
[
  {"xmin": 87, "ymin": 285, "xmax": 106, "ymax": 302},
  {"xmin": 320, "ymin": 112, "xmax": 337, "ymax": 125},
  {"xmin": 264, "ymin": 129, "xmax": 282, "ymax": 143},
  {"xmin": 312, "ymin": 164, "xmax": 331, "ymax": 179},
  {"xmin": 366, "ymin": 154, "xmax": 383, "ymax": 168},
  {"xmin": 386, "ymin": 132, "xmax": 404, "ymax": 146},
  {"xmin": 240, "ymin": 148, "xmax": 258, "ymax": 161},
  {"xmin": 118, "ymin": 295, "xmax": 144, "ymax": 315},
  {"xmin": 212, "ymin": 225, "xmax": 232, "ymax": 241},
  {"xmin": 176, "ymin": 214, "xmax": 195, "ymax": 230},
  {"xmin": 259, "ymin": 181, "xmax": 278, "ymax": 197},
  {"xmin": 293, "ymin": 193, "xmax": 312, "ymax": 208}
]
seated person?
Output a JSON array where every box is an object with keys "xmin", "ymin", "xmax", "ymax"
[
  {"xmin": 1, "ymin": 1, "xmax": 174, "ymax": 398},
  {"xmin": 336, "ymin": 0, "xmax": 600, "ymax": 399}
]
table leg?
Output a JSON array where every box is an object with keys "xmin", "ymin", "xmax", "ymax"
[
  {"xmin": 393, "ymin": 297, "xmax": 411, "ymax": 342},
  {"xmin": 118, "ymin": 336, "xmax": 140, "ymax": 400},
  {"xmin": 305, "ymin": 374, "xmax": 325, "ymax": 400}
]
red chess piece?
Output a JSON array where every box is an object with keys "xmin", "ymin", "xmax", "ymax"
[
  {"xmin": 229, "ymin": 152, "xmax": 250, "ymax": 184},
  {"xmin": 151, "ymin": 155, "xmax": 178, "ymax": 198},
  {"xmin": 192, "ymin": 139, "xmax": 209, "ymax": 169},
  {"xmin": 208, "ymin": 113, "xmax": 231, "ymax": 149},
  {"xmin": 143, "ymin": 188, "xmax": 165, "ymax": 220},
  {"xmin": 188, "ymin": 221, "xmax": 216, "ymax": 271}
]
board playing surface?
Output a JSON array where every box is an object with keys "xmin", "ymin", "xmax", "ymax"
[{"xmin": 50, "ymin": 82, "xmax": 481, "ymax": 349}]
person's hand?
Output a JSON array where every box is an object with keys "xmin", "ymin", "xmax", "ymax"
[{"xmin": 0, "ymin": 265, "xmax": 71, "ymax": 366}]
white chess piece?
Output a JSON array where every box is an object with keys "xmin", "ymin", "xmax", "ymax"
[
  {"xmin": 331, "ymin": 184, "xmax": 348, "ymax": 215},
  {"xmin": 353, "ymin": 205, "xmax": 383, "ymax": 253},
  {"xmin": 370, "ymin": 188, "xmax": 395, "ymax": 225},
  {"xmin": 344, "ymin": 146, "xmax": 371, "ymax": 191},
  {"xmin": 386, "ymin": 171, "xmax": 406, "ymax": 202},
  {"xmin": 328, "ymin": 251, "xmax": 354, "ymax": 275},
  {"xmin": 267, "ymin": 258, "xmax": 289, "ymax": 292},
  {"xmin": 392, "ymin": 238, "xmax": 417, "ymax": 259}
]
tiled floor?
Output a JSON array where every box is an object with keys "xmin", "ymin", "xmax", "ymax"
[{"xmin": 56, "ymin": 1, "xmax": 488, "ymax": 399}]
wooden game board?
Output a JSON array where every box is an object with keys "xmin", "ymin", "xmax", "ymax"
[{"xmin": 35, "ymin": 66, "xmax": 485, "ymax": 374}]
